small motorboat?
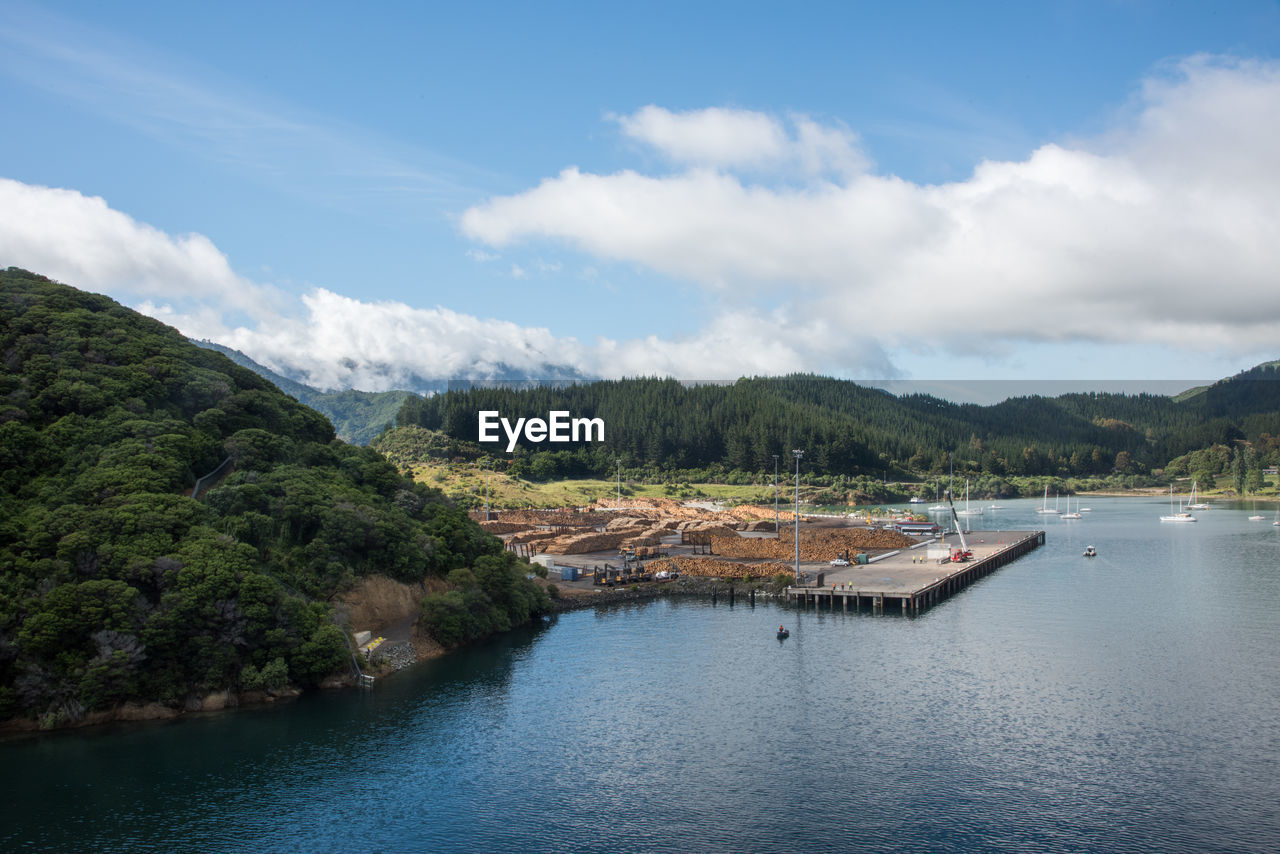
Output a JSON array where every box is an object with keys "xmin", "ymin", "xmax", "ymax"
[
  {"xmin": 776, "ymin": 626, "xmax": 790, "ymax": 639},
  {"xmin": 1083, "ymin": 546, "xmax": 1097, "ymax": 558}
]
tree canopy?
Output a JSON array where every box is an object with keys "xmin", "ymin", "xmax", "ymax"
[{"xmin": 0, "ymin": 269, "xmax": 505, "ymax": 726}]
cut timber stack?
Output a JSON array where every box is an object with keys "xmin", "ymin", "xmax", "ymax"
[
  {"xmin": 648, "ymin": 556, "xmax": 793, "ymax": 579},
  {"xmin": 479, "ymin": 521, "xmax": 527, "ymax": 534},
  {"xmin": 508, "ymin": 530, "xmax": 561, "ymax": 545},
  {"xmin": 543, "ymin": 530, "xmax": 644, "ymax": 555},
  {"xmin": 605, "ymin": 516, "xmax": 652, "ymax": 530},
  {"xmin": 488, "ymin": 509, "xmax": 600, "ymax": 528},
  {"xmin": 712, "ymin": 527, "xmax": 916, "ymax": 561}
]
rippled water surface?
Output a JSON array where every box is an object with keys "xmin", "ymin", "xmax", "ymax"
[{"xmin": 4, "ymin": 497, "xmax": 1280, "ymax": 852}]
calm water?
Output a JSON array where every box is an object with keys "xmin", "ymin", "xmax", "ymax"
[{"xmin": 3, "ymin": 497, "xmax": 1280, "ymax": 852}]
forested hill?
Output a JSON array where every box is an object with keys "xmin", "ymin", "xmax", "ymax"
[
  {"xmin": 0, "ymin": 269, "xmax": 514, "ymax": 727},
  {"xmin": 397, "ymin": 370, "xmax": 1280, "ymax": 480},
  {"xmin": 191, "ymin": 340, "xmax": 413, "ymax": 446}
]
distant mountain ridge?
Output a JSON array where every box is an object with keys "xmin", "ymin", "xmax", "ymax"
[
  {"xmin": 192, "ymin": 341, "xmax": 414, "ymax": 445},
  {"xmin": 191, "ymin": 340, "xmax": 593, "ymax": 445}
]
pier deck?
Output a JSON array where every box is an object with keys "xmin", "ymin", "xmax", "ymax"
[{"xmin": 786, "ymin": 529, "xmax": 1044, "ymax": 615}]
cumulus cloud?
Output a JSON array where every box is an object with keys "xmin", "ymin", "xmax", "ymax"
[
  {"xmin": 217, "ymin": 290, "xmax": 883, "ymax": 391},
  {"xmin": 0, "ymin": 178, "xmax": 284, "ymax": 329},
  {"xmin": 615, "ymin": 105, "xmax": 869, "ymax": 176},
  {"xmin": 2, "ymin": 177, "xmax": 852, "ymax": 388},
  {"xmin": 464, "ymin": 57, "xmax": 1280, "ymax": 358}
]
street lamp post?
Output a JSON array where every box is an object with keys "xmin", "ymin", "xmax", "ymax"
[
  {"xmin": 484, "ymin": 459, "xmax": 491, "ymax": 521},
  {"xmin": 616, "ymin": 458, "xmax": 622, "ymax": 509},
  {"xmin": 792, "ymin": 449, "xmax": 804, "ymax": 581},
  {"xmin": 773, "ymin": 454, "xmax": 779, "ymax": 532}
]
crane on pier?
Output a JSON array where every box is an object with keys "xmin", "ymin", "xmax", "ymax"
[{"xmin": 943, "ymin": 488, "xmax": 974, "ymax": 562}]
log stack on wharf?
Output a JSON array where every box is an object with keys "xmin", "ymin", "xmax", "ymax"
[
  {"xmin": 645, "ymin": 556, "xmax": 793, "ymax": 580},
  {"xmin": 711, "ymin": 527, "xmax": 916, "ymax": 562}
]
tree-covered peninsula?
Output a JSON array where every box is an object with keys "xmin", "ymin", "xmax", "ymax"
[{"xmin": 0, "ymin": 269, "xmax": 544, "ymax": 729}]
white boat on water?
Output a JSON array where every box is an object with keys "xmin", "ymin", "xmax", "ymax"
[
  {"xmin": 909, "ymin": 496, "xmax": 925, "ymax": 504},
  {"xmin": 1186, "ymin": 480, "xmax": 1210, "ymax": 511},
  {"xmin": 1062, "ymin": 495, "xmax": 1082, "ymax": 520},
  {"xmin": 1160, "ymin": 484, "xmax": 1197, "ymax": 523},
  {"xmin": 1036, "ymin": 484, "xmax": 1059, "ymax": 515}
]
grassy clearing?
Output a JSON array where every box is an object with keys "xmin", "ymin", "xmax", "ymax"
[{"xmin": 409, "ymin": 459, "xmax": 783, "ymax": 509}]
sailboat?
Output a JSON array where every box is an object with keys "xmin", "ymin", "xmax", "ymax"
[
  {"xmin": 1036, "ymin": 484, "xmax": 1059, "ymax": 515},
  {"xmin": 957, "ymin": 479, "xmax": 983, "ymax": 516},
  {"xmin": 1187, "ymin": 480, "xmax": 1210, "ymax": 511},
  {"xmin": 1160, "ymin": 484, "xmax": 1197, "ymax": 523},
  {"xmin": 1062, "ymin": 495, "xmax": 1082, "ymax": 520},
  {"xmin": 928, "ymin": 482, "xmax": 947, "ymax": 512},
  {"xmin": 1249, "ymin": 499, "xmax": 1265, "ymax": 521}
]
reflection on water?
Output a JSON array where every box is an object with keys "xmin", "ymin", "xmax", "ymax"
[{"xmin": 3, "ymin": 497, "xmax": 1280, "ymax": 852}]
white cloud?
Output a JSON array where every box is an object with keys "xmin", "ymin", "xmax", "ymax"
[
  {"xmin": 1, "ymin": 177, "xmax": 855, "ymax": 387},
  {"xmin": 220, "ymin": 289, "xmax": 592, "ymax": 390},
  {"xmin": 0, "ymin": 178, "xmax": 283, "ymax": 327},
  {"xmin": 615, "ymin": 105, "xmax": 869, "ymax": 176},
  {"xmin": 464, "ymin": 57, "xmax": 1280, "ymax": 359}
]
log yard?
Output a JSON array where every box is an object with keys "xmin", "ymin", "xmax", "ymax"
[{"xmin": 474, "ymin": 496, "xmax": 1043, "ymax": 614}]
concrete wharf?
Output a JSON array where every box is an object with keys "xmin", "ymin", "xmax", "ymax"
[{"xmin": 786, "ymin": 529, "xmax": 1045, "ymax": 615}]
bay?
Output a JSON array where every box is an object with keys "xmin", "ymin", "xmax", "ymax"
[{"xmin": 3, "ymin": 496, "xmax": 1279, "ymax": 852}]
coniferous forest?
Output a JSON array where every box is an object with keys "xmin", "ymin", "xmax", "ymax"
[{"xmin": 395, "ymin": 369, "xmax": 1280, "ymax": 486}]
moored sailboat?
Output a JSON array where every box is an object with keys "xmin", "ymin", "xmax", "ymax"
[{"xmin": 1160, "ymin": 484, "xmax": 1196, "ymax": 523}]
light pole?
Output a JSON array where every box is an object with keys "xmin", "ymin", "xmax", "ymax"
[
  {"xmin": 484, "ymin": 458, "xmax": 491, "ymax": 521},
  {"xmin": 616, "ymin": 458, "xmax": 622, "ymax": 509},
  {"xmin": 773, "ymin": 454, "xmax": 779, "ymax": 532},
  {"xmin": 792, "ymin": 449, "xmax": 803, "ymax": 581}
]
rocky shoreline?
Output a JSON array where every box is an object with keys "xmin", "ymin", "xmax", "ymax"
[{"xmin": 1, "ymin": 578, "xmax": 781, "ymax": 735}]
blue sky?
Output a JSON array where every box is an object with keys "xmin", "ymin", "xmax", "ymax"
[{"xmin": 3, "ymin": 0, "xmax": 1280, "ymax": 399}]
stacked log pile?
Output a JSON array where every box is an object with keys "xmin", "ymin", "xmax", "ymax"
[
  {"xmin": 479, "ymin": 521, "xmax": 528, "ymax": 534},
  {"xmin": 605, "ymin": 516, "xmax": 652, "ymax": 530},
  {"xmin": 543, "ymin": 530, "xmax": 646, "ymax": 555},
  {"xmin": 726, "ymin": 504, "xmax": 799, "ymax": 523},
  {"xmin": 487, "ymin": 509, "xmax": 600, "ymax": 528},
  {"xmin": 711, "ymin": 527, "xmax": 915, "ymax": 561},
  {"xmin": 647, "ymin": 556, "xmax": 793, "ymax": 580},
  {"xmin": 508, "ymin": 530, "xmax": 561, "ymax": 545}
]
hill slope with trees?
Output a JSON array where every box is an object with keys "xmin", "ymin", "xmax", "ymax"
[
  {"xmin": 192, "ymin": 340, "xmax": 414, "ymax": 445},
  {"xmin": 0, "ymin": 269, "xmax": 545, "ymax": 728},
  {"xmin": 394, "ymin": 370, "xmax": 1280, "ymax": 487}
]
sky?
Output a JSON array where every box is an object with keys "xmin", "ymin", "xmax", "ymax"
[{"xmin": 3, "ymin": 0, "xmax": 1280, "ymax": 401}]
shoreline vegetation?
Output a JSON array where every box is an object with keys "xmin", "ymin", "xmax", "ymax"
[{"xmin": 0, "ymin": 576, "xmax": 772, "ymax": 736}]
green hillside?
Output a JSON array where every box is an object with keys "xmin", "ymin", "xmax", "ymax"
[
  {"xmin": 0, "ymin": 269, "xmax": 544, "ymax": 728},
  {"xmin": 193, "ymin": 340, "xmax": 413, "ymax": 445},
  {"xmin": 396, "ymin": 371, "xmax": 1280, "ymax": 486}
]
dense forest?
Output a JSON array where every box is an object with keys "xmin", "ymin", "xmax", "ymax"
[
  {"xmin": 395, "ymin": 369, "xmax": 1280, "ymax": 486},
  {"xmin": 0, "ymin": 269, "xmax": 546, "ymax": 728}
]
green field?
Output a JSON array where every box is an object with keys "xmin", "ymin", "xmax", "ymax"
[{"xmin": 410, "ymin": 459, "xmax": 787, "ymax": 509}]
